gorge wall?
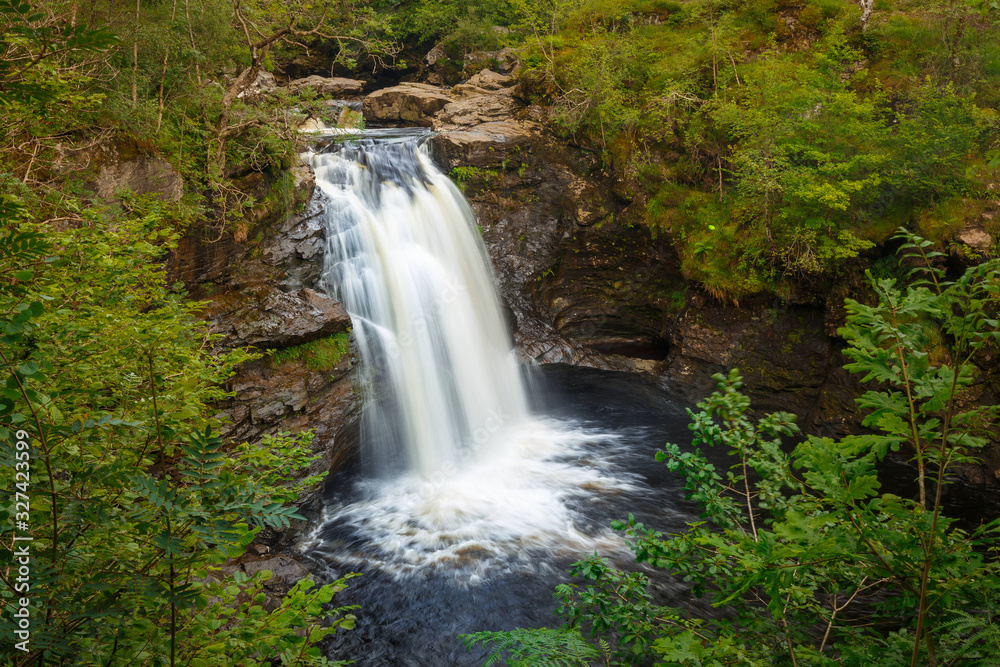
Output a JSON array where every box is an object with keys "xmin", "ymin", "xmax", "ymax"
[
  {"xmin": 409, "ymin": 70, "xmax": 865, "ymax": 440},
  {"xmin": 371, "ymin": 67, "xmax": 999, "ymax": 486},
  {"xmin": 160, "ymin": 64, "xmax": 1000, "ymax": 554}
]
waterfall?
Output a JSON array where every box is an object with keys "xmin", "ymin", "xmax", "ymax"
[
  {"xmin": 304, "ymin": 130, "xmax": 633, "ymax": 582},
  {"xmin": 310, "ymin": 132, "xmax": 529, "ymax": 478}
]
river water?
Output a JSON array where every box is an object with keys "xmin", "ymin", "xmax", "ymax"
[
  {"xmin": 298, "ymin": 131, "xmax": 720, "ymax": 665},
  {"xmin": 306, "ymin": 363, "xmax": 720, "ymax": 666},
  {"xmin": 296, "ymin": 130, "xmax": 1000, "ymax": 666}
]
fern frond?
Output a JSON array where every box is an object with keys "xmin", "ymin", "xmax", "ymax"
[
  {"xmin": 460, "ymin": 627, "xmax": 599, "ymax": 667},
  {"xmin": 940, "ymin": 610, "xmax": 1000, "ymax": 665}
]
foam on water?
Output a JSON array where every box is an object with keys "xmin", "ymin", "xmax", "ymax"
[
  {"xmin": 304, "ymin": 133, "xmax": 637, "ymax": 582},
  {"xmin": 304, "ymin": 418, "xmax": 636, "ymax": 582}
]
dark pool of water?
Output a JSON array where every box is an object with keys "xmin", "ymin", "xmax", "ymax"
[
  {"xmin": 308, "ymin": 363, "xmax": 1000, "ymax": 666},
  {"xmin": 308, "ymin": 364, "xmax": 726, "ymax": 666}
]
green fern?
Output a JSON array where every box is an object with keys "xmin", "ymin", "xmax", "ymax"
[
  {"xmin": 460, "ymin": 627, "xmax": 599, "ymax": 667},
  {"xmin": 940, "ymin": 610, "xmax": 1000, "ymax": 665}
]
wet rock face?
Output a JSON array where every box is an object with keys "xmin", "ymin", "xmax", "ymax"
[
  {"xmin": 395, "ymin": 69, "xmax": 864, "ymax": 434},
  {"xmin": 209, "ymin": 287, "xmax": 350, "ymax": 350},
  {"xmin": 223, "ymin": 341, "xmax": 360, "ymax": 536},
  {"xmin": 664, "ymin": 299, "xmax": 859, "ymax": 436},
  {"xmin": 168, "ymin": 167, "xmax": 319, "ymax": 288},
  {"xmin": 166, "ymin": 167, "xmax": 361, "ymax": 491}
]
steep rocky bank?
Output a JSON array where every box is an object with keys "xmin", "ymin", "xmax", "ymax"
[
  {"xmin": 166, "ymin": 169, "xmax": 361, "ymax": 563},
  {"xmin": 162, "ymin": 67, "xmax": 998, "ymax": 556},
  {"xmin": 361, "ymin": 69, "xmax": 999, "ymax": 485}
]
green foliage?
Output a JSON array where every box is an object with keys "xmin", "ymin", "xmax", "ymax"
[
  {"xmin": 550, "ymin": 31, "xmax": 647, "ymax": 146},
  {"xmin": 451, "ymin": 165, "xmax": 506, "ymax": 191},
  {"xmin": 468, "ymin": 232, "xmax": 1000, "ymax": 665},
  {"xmin": 0, "ymin": 4, "xmax": 388, "ymax": 663},
  {"xmin": 461, "ymin": 627, "xmax": 603, "ymax": 666},
  {"xmin": 0, "ymin": 197, "xmax": 354, "ymax": 665},
  {"xmin": 0, "ymin": 0, "xmax": 118, "ymax": 108},
  {"xmin": 231, "ymin": 429, "xmax": 330, "ymax": 499},
  {"xmin": 679, "ymin": 46, "xmax": 991, "ymax": 292},
  {"xmin": 0, "ymin": 0, "xmax": 397, "ymax": 240},
  {"xmin": 840, "ymin": 229, "xmax": 1000, "ymax": 508},
  {"xmin": 706, "ymin": 40, "xmax": 887, "ymax": 275},
  {"xmin": 551, "ymin": 557, "xmax": 680, "ymax": 664},
  {"xmin": 391, "ymin": 0, "xmax": 519, "ymax": 56},
  {"xmin": 516, "ymin": 0, "xmax": 1000, "ymax": 298}
]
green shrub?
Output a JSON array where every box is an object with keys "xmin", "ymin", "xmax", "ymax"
[
  {"xmin": 0, "ymin": 197, "xmax": 357, "ymax": 665},
  {"xmin": 465, "ymin": 232, "xmax": 1000, "ymax": 665}
]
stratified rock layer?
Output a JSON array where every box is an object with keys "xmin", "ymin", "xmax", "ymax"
[
  {"xmin": 287, "ymin": 75, "xmax": 365, "ymax": 97},
  {"xmin": 167, "ymin": 171, "xmax": 361, "ymax": 527}
]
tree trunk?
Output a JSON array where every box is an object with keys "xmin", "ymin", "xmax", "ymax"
[
  {"xmin": 860, "ymin": 0, "xmax": 874, "ymax": 30},
  {"xmin": 132, "ymin": 0, "xmax": 140, "ymax": 104}
]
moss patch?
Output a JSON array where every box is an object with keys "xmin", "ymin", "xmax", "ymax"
[{"xmin": 268, "ymin": 332, "xmax": 351, "ymax": 371}]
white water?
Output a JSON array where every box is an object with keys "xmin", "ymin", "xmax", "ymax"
[
  {"xmin": 311, "ymin": 136, "xmax": 528, "ymax": 477},
  {"xmin": 309, "ymin": 418, "xmax": 635, "ymax": 580},
  {"xmin": 305, "ymin": 134, "xmax": 634, "ymax": 580}
]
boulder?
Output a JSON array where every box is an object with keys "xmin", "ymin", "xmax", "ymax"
[
  {"xmin": 957, "ymin": 224, "xmax": 993, "ymax": 254},
  {"xmin": 210, "ymin": 287, "xmax": 351, "ymax": 351},
  {"xmin": 220, "ymin": 555, "xmax": 311, "ymax": 611},
  {"xmin": 237, "ymin": 70, "xmax": 278, "ymax": 99},
  {"xmin": 462, "ymin": 47, "xmax": 519, "ymax": 78},
  {"xmin": 287, "ymin": 75, "xmax": 365, "ymax": 97},
  {"xmin": 363, "ymin": 82, "xmax": 453, "ymax": 124},
  {"xmin": 437, "ymin": 82, "xmax": 518, "ymax": 128},
  {"xmin": 425, "ymin": 43, "xmax": 447, "ymax": 67},
  {"xmin": 438, "ymin": 89, "xmax": 518, "ymax": 127},
  {"xmin": 466, "ymin": 69, "xmax": 513, "ymax": 90},
  {"xmin": 430, "ymin": 121, "xmax": 536, "ymax": 169}
]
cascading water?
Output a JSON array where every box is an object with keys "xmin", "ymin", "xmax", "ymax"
[
  {"xmin": 312, "ymin": 131, "xmax": 528, "ymax": 478},
  {"xmin": 298, "ymin": 130, "xmax": 718, "ymax": 665},
  {"xmin": 303, "ymin": 130, "xmax": 635, "ymax": 581}
]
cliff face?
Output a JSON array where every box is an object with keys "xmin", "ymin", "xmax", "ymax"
[
  {"xmin": 166, "ymin": 167, "xmax": 361, "ymax": 554},
  {"xmin": 459, "ymin": 142, "xmax": 863, "ymax": 438},
  {"xmin": 377, "ymin": 71, "xmax": 863, "ymax": 442},
  {"xmin": 162, "ymin": 66, "xmax": 997, "ymax": 533}
]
